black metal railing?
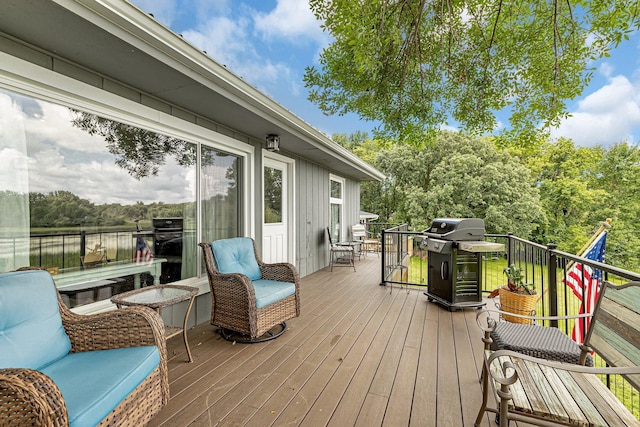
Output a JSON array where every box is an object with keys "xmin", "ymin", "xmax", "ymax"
[{"xmin": 26, "ymin": 230, "xmax": 139, "ymax": 270}]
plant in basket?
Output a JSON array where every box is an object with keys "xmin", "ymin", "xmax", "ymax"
[{"xmin": 488, "ymin": 264, "xmax": 539, "ymax": 324}]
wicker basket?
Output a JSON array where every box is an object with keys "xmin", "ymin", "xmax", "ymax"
[{"xmin": 497, "ymin": 287, "xmax": 541, "ymax": 324}]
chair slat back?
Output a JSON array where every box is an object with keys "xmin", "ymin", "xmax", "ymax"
[
  {"xmin": 352, "ymin": 224, "xmax": 366, "ymax": 240},
  {"xmin": 585, "ymin": 281, "xmax": 640, "ymax": 390},
  {"xmin": 326, "ymin": 227, "xmax": 335, "ymax": 246}
]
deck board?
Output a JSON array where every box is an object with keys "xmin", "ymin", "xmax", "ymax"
[{"xmin": 149, "ymin": 257, "xmax": 495, "ymax": 426}]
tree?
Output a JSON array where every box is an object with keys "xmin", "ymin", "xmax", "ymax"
[
  {"xmin": 591, "ymin": 142, "xmax": 640, "ymax": 270},
  {"xmin": 515, "ymin": 139, "xmax": 640, "ymax": 271},
  {"xmin": 518, "ymin": 138, "xmax": 606, "ymax": 247},
  {"xmin": 305, "ymin": 1, "xmax": 639, "ymax": 142},
  {"xmin": 375, "ymin": 131, "xmax": 545, "ymax": 235}
]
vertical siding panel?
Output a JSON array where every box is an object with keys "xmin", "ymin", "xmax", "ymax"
[
  {"xmin": 281, "ymin": 156, "xmax": 363, "ymax": 278},
  {"xmin": 318, "ymin": 164, "xmax": 329, "ymax": 271},
  {"xmin": 305, "ymin": 160, "xmax": 316, "ymax": 275}
]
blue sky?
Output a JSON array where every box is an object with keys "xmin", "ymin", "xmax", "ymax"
[{"xmin": 129, "ymin": 0, "xmax": 640, "ymax": 148}]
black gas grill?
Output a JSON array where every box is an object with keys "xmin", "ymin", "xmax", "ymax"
[
  {"xmin": 422, "ymin": 218, "xmax": 503, "ymax": 311},
  {"xmin": 152, "ymin": 218, "xmax": 183, "ymax": 283}
]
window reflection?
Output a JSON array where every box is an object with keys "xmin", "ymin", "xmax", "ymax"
[
  {"xmin": 201, "ymin": 145, "xmax": 240, "ymax": 243},
  {"xmin": 0, "ymin": 88, "xmax": 241, "ymax": 307},
  {"xmin": 264, "ymin": 167, "xmax": 283, "ymax": 223}
]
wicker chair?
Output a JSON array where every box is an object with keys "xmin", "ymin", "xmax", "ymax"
[
  {"xmin": 0, "ymin": 269, "xmax": 169, "ymax": 426},
  {"xmin": 199, "ymin": 237, "xmax": 300, "ymax": 343},
  {"xmin": 476, "ymin": 309, "xmax": 593, "ymax": 366}
]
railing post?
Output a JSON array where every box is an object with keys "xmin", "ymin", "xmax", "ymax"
[
  {"xmin": 380, "ymin": 228, "xmax": 386, "ymax": 286},
  {"xmin": 507, "ymin": 232, "xmax": 513, "ymax": 266},
  {"xmin": 80, "ymin": 230, "xmax": 86, "ymax": 269},
  {"xmin": 547, "ymin": 243, "xmax": 558, "ymax": 326}
]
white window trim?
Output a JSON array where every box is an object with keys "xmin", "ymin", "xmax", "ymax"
[
  {"xmin": 0, "ymin": 51, "xmax": 255, "ymax": 312},
  {"xmin": 329, "ymin": 174, "xmax": 345, "ymax": 242}
]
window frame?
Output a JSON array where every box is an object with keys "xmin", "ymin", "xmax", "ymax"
[
  {"xmin": 0, "ymin": 52, "xmax": 255, "ymax": 313},
  {"xmin": 329, "ymin": 174, "xmax": 345, "ymax": 243}
]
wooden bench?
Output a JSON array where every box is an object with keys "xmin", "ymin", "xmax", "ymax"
[{"xmin": 475, "ymin": 281, "xmax": 640, "ymax": 426}]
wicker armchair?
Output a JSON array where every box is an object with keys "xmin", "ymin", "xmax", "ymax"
[
  {"xmin": 199, "ymin": 237, "xmax": 300, "ymax": 343},
  {"xmin": 0, "ymin": 269, "xmax": 169, "ymax": 426}
]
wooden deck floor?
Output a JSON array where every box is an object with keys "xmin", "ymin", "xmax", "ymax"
[{"xmin": 149, "ymin": 256, "xmax": 502, "ymax": 427}]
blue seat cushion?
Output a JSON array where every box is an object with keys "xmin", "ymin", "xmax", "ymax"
[
  {"xmin": 252, "ymin": 279, "xmax": 296, "ymax": 309},
  {"xmin": 40, "ymin": 346, "xmax": 160, "ymax": 427},
  {"xmin": 0, "ymin": 270, "xmax": 71, "ymax": 370},
  {"xmin": 211, "ymin": 238, "xmax": 262, "ymax": 281}
]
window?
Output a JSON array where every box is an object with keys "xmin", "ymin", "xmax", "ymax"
[
  {"xmin": 0, "ymin": 87, "xmax": 244, "ymax": 308},
  {"xmin": 264, "ymin": 166, "xmax": 283, "ymax": 223},
  {"xmin": 329, "ymin": 175, "xmax": 344, "ymax": 242}
]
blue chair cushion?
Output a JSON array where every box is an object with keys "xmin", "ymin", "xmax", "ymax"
[
  {"xmin": 210, "ymin": 238, "xmax": 262, "ymax": 281},
  {"xmin": 252, "ymin": 279, "xmax": 296, "ymax": 309},
  {"xmin": 40, "ymin": 346, "xmax": 160, "ymax": 427},
  {"xmin": 0, "ymin": 270, "xmax": 71, "ymax": 370}
]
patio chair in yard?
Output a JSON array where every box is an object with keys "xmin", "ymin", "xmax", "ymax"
[
  {"xmin": 326, "ymin": 226, "xmax": 356, "ymax": 272},
  {"xmin": 0, "ymin": 268, "xmax": 169, "ymax": 427},
  {"xmin": 199, "ymin": 237, "xmax": 300, "ymax": 343},
  {"xmin": 475, "ymin": 280, "xmax": 640, "ymax": 427}
]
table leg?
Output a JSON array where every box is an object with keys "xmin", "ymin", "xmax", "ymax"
[{"xmin": 183, "ymin": 295, "xmax": 196, "ymax": 362}]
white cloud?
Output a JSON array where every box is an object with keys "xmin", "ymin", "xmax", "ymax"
[
  {"xmin": 599, "ymin": 62, "xmax": 614, "ymax": 78},
  {"xmin": 181, "ymin": 14, "xmax": 293, "ymax": 97},
  {"xmin": 252, "ymin": 0, "xmax": 328, "ymax": 46},
  {"xmin": 550, "ymin": 74, "xmax": 640, "ymax": 146}
]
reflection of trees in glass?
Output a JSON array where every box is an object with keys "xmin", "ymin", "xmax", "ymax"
[
  {"xmin": 23, "ymin": 190, "xmax": 187, "ymax": 229},
  {"xmin": 71, "ymin": 111, "xmax": 200, "ymax": 179},
  {"xmin": 29, "ymin": 191, "xmax": 95, "ymax": 227},
  {"xmin": 264, "ymin": 167, "xmax": 282, "ymax": 223}
]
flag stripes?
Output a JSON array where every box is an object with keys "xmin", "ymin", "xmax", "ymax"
[{"xmin": 564, "ymin": 232, "xmax": 607, "ymax": 345}]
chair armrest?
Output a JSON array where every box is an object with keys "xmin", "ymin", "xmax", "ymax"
[
  {"xmin": 477, "ymin": 308, "xmax": 592, "ymax": 324},
  {"xmin": 0, "ymin": 368, "xmax": 69, "ymax": 426},
  {"xmin": 208, "ymin": 272, "xmax": 257, "ymax": 308},
  {"xmin": 487, "ymin": 349, "xmax": 640, "ymax": 378},
  {"xmin": 60, "ymin": 304, "xmax": 166, "ymax": 354},
  {"xmin": 259, "ymin": 262, "xmax": 299, "ymax": 284}
]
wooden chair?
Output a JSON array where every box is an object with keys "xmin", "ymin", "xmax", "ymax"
[
  {"xmin": 351, "ymin": 224, "xmax": 366, "ymax": 259},
  {"xmin": 475, "ymin": 281, "xmax": 640, "ymax": 426},
  {"xmin": 199, "ymin": 237, "xmax": 300, "ymax": 343},
  {"xmin": 81, "ymin": 248, "xmax": 106, "ymax": 267},
  {"xmin": 326, "ymin": 227, "xmax": 355, "ymax": 272}
]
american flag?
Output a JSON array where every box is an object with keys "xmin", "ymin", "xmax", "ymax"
[
  {"xmin": 134, "ymin": 236, "xmax": 154, "ymax": 264},
  {"xmin": 564, "ymin": 232, "xmax": 607, "ymax": 345}
]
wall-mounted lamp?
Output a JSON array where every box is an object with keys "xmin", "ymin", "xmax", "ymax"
[{"xmin": 266, "ymin": 134, "xmax": 280, "ymax": 152}]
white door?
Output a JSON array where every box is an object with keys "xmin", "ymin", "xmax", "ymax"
[{"xmin": 262, "ymin": 156, "xmax": 292, "ymax": 263}]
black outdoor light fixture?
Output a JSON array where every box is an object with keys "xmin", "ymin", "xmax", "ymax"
[{"xmin": 266, "ymin": 134, "xmax": 280, "ymax": 152}]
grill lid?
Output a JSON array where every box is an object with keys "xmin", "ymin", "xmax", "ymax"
[
  {"xmin": 152, "ymin": 217, "xmax": 183, "ymax": 231},
  {"xmin": 425, "ymin": 218, "xmax": 485, "ymax": 241}
]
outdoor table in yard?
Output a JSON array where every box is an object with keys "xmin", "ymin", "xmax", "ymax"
[{"xmin": 111, "ymin": 284, "xmax": 198, "ymax": 362}]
